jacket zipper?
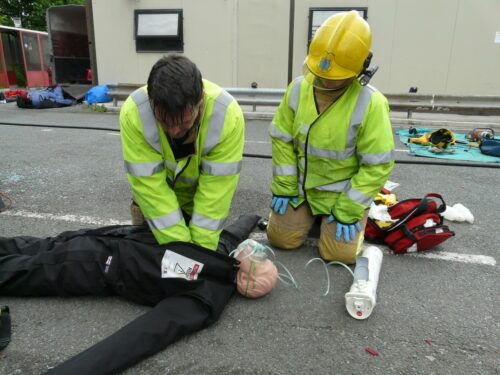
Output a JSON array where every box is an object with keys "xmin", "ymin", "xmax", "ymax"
[
  {"xmin": 302, "ymin": 88, "xmax": 350, "ymax": 202},
  {"xmin": 302, "ymin": 117, "xmax": 319, "ymax": 203},
  {"xmin": 172, "ymin": 156, "xmax": 192, "ymax": 188}
]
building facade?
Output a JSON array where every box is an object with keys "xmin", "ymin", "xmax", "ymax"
[{"xmin": 90, "ymin": 0, "xmax": 500, "ymax": 95}]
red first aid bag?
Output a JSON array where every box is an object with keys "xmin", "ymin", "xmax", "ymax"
[{"xmin": 365, "ymin": 193, "xmax": 455, "ymax": 254}]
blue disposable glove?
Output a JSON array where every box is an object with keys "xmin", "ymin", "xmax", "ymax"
[
  {"xmin": 271, "ymin": 196, "xmax": 298, "ymax": 215},
  {"xmin": 326, "ymin": 214, "xmax": 362, "ymax": 243}
]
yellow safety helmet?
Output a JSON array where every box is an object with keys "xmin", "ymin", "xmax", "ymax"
[
  {"xmin": 304, "ymin": 11, "xmax": 372, "ymax": 87},
  {"xmin": 429, "ymin": 128, "xmax": 456, "ymax": 149}
]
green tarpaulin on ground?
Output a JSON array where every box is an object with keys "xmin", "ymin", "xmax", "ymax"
[{"xmin": 397, "ymin": 128, "xmax": 500, "ymax": 163}]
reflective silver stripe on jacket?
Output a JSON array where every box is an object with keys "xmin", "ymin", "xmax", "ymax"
[
  {"xmin": 345, "ymin": 183, "xmax": 373, "ymax": 206},
  {"xmin": 314, "ymin": 179, "xmax": 350, "ymax": 192},
  {"xmin": 124, "ymin": 160, "xmax": 164, "ymax": 177},
  {"xmin": 273, "ymin": 164, "xmax": 297, "ymax": 176},
  {"xmin": 346, "ymin": 85, "xmax": 375, "ymax": 150},
  {"xmin": 201, "ymin": 160, "xmax": 242, "ymax": 175},
  {"xmin": 164, "ymin": 160, "xmax": 177, "ymax": 172},
  {"xmin": 269, "ymin": 122, "xmax": 293, "ymax": 143},
  {"xmin": 298, "ymin": 139, "xmax": 354, "ymax": 160},
  {"xmin": 350, "ymin": 87, "xmax": 394, "ymax": 165},
  {"xmin": 297, "ymin": 170, "xmax": 305, "ymax": 196},
  {"xmin": 202, "ymin": 90, "xmax": 233, "ymax": 156},
  {"xmin": 298, "ymin": 169, "xmax": 349, "ymax": 193},
  {"xmin": 191, "ymin": 212, "xmax": 226, "ymax": 231},
  {"xmin": 146, "ymin": 208, "xmax": 184, "ymax": 230},
  {"xmin": 296, "ymin": 85, "xmax": 375, "ymax": 161},
  {"xmin": 130, "ymin": 88, "xmax": 161, "ymax": 153},
  {"xmin": 289, "ymin": 76, "xmax": 303, "ymax": 112},
  {"xmin": 358, "ymin": 150, "xmax": 395, "ymax": 165},
  {"xmin": 175, "ymin": 176, "xmax": 198, "ymax": 185},
  {"xmin": 298, "ymin": 184, "xmax": 304, "ymax": 196}
]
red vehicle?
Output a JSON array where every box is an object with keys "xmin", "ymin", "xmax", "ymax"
[{"xmin": 0, "ymin": 25, "xmax": 51, "ymax": 88}]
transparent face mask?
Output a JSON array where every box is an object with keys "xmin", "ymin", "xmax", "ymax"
[
  {"xmin": 230, "ymin": 239, "xmax": 298, "ymax": 289},
  {"xmin": 229, "ymin": 240, "xmax": 362, "ymax": 298},
  {"xmin": 302, "ymin": 63, "xmax": 355, "ymax": 92}
]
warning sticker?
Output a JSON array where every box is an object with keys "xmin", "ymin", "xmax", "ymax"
[{"xmin": 161, "ymin": 250, "xmax": 204, "ymax": 280}]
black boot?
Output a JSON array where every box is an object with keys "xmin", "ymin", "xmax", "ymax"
[{"xmin": 0, "ymin": 306, "xmax": 11, "ymax": 351}]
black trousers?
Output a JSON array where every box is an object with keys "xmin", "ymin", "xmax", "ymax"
[{"xmin": 0, "ymin": 215, "xmax": 259, "ymax": 375}]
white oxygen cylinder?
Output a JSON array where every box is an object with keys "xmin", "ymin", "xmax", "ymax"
[{"xmin": 345, "ymin": 246, "xmax": 383, "ymax": 320}]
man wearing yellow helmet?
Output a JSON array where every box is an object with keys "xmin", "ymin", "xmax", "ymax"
[{"xmin": 267, "ymin": 11, "xmax": 395, "ymax": 264}]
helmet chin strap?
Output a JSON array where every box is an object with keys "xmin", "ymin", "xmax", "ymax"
[
  {"xmin": 314, "ymin": 77, "xmax": 354, "ymax": 93},
  {"xmin": 314, "ymin": 82, "xmax": 351, "ymax": 112},
  {"xmin": 317, "ymin": 83, "xmax": 350, "ymax": 93}
]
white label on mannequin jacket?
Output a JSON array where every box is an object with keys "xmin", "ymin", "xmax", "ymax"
[{"xmin": 161, "ymin": 250, "xmax": 205, "ymax": 280}]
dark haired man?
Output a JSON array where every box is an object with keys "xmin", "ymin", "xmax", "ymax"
[{"xmin": 120, "ymin": 55, "xmax": 244, "ymax": 250}]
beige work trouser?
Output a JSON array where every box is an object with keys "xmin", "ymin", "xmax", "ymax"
[{"xmin": 266, "ymin": 202, "xmax": 368, "ymax": 265}]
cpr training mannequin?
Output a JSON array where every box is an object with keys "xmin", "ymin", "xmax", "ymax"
[{"xmin": 0, "ymin": 215, "xmax": 279, "ymax": 375}]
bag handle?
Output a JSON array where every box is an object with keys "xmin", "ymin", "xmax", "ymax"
[{"xmin": 384, "ymin": 193, "xmax": 446, "ymax": 232}]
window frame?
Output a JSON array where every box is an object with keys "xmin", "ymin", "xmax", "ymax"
[
  {"xmin": 307, "ymin": 7, "xmax": 368, "ymax": 50},
  {"xmin": 21, "ymin": 32, "xmax": 42, "ymax": 71},
  {"xmin": 134, "ymin": 9, "xmax": 184, "ymax": 53}
]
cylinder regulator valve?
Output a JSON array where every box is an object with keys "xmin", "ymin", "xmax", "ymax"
[{"xmin": 345, "ymin": 246, "xmax": 383, "ymax": 320}]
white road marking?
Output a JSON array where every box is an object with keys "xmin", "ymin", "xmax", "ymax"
[
  {"xmin": 2, "ymin": 210, "xmax": 130, "ymax": 226},
  {"xmin": 3, "ymin": 210, "xmax": 495, "ymax": 266},
  {"xmin": 107, "ymin": 132, "xmax": 120, "ymax": 136},
  {"xmin": 405, "ymin": 251, "xmax": 496, "ymax": 266},
  {"xmin": 245, "ymin": 140, "xmax": 271, "ymax": 144},
  {"xmin": 249, "ymin": 232, "xmax": 496, "ymax": 267},
  {"xmin": 40, "ymin": 129, "xmax": 53, "ymax": 132}
]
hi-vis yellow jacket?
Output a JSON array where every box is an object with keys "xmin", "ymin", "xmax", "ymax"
[
  {"xmin": 269, "ymin": 77, "xmax": 395, "ymax": 224},
  {"xmin": 120, "ymin": 79, "xmax": 244, "ymax": 250}
]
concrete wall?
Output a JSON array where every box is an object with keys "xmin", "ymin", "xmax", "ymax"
[
  {"xmin": 92, "ymin": 0, "xmax": 290, "ymax": 88},
  {"xmin": 370, "ymin": 0, "xmax": 500, "ymax": 95},
  {"xmin": 234, "ymin": 0, "xmax": 289, "ymax": 89},
  {"xmin": 91, "ymin": 0, "xmax": 500, "ymax": 95}
]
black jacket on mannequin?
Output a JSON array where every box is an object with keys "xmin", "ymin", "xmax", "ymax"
[{"xmin": 0, "ymin": 215, "xmax": 260, "ymax": 375}]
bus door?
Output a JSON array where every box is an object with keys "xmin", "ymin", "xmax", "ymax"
[
  {"xmin": 0, "ymin": 33, "xmax": 8, "ymax": 88},
  {"xmin": 0, "ymin": 31, "xmax": 26, "ymax": 87},
  {"xmin": 20, "ymin": 31, "xmax": 50, "ymax": 87}
]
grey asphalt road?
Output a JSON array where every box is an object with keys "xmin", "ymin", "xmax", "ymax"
[{"xmin": 0, "ymin": 103, "xmax": 499, "ymax": 375}]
